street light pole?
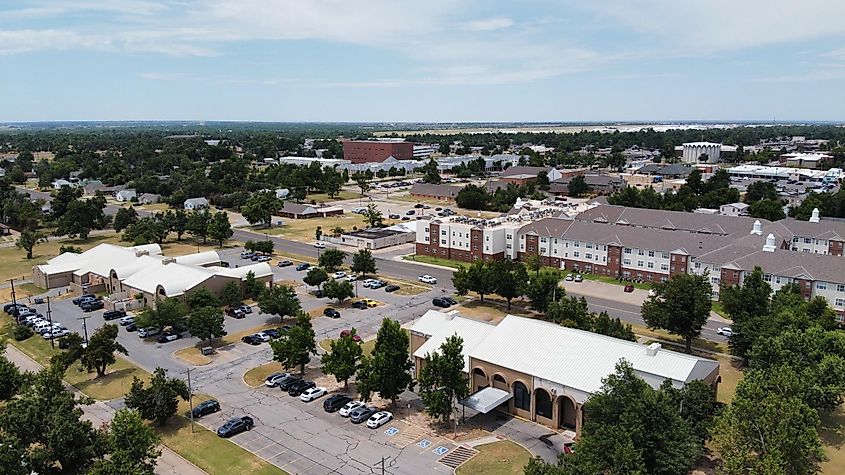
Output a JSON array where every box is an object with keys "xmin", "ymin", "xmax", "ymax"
[
  {"xmin": 9, "ymin": 278, "xmax": 17, "ymax": 324},
  {"xmin": 187, "ymin": 368, "xmax": 195, "ymax": 434},
  {"xmin": 46, "ymin": 296, "xmax": 54, "ymax": 349},
  {"xmin": 77, "ymin": 315, "xmax": 91, "ymax": 345}
]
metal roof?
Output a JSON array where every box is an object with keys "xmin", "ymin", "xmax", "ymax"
[
  {"xmin": 460, "ymin": 387, "xmax": 512, "ymax": 414},
  {"xmin": 411, "ymin": 310, "xmax": 496, "ymax": 372}
]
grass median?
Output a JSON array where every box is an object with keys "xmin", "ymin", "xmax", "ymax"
[
  {"xmin": 456, "ymin": 440, "xmax": 531, "ymax": 475},
  {"xmin": 173, "ymin": 322, "xmax": 279, "ymax": 366}
]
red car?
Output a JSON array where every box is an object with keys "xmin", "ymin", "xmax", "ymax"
[
  {"xmin": 339, "ymin": 330, "xmax": 362, "ymax": 342},
  {"xmin": 623, "ymin": 284, "xmax": 635, "ymax": 293}
]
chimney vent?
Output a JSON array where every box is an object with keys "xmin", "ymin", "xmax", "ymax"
[
  {"xmin": 750, "ymin": 220, "xmax": 762, "ymax": 235},
  {"xmin": 763, "ymin": 233, "xmax": 776, "ymax": 252},
  {"xmin": 809, "ymin": 208, "xmax": 820, "ymax": 223},
  {"xmin": 646, "ymin": 342, "xmax": 661, "ymax": 357}
]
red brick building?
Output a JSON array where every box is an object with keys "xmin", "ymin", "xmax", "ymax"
[{"xmin": 342, "ymin": 140, "xmax": 414, "ymax": 163}]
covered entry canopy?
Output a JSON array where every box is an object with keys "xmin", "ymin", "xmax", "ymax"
[{"xmin": 460, "ymin": 387, "xmax": 512, "ymax": 414}]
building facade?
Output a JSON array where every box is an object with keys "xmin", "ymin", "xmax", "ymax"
[
  {"xmin": 682, "ymin": 142, "xmax": 721, "ymax": 164},
  {"xmin": 342, "ymin": 140, "xmax": 414, "ymax": 163}
]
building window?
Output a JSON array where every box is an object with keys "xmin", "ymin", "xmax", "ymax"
[
  {"xmin": 835, "ymin": 298, "xmax": 845, "ymax": 307},
  {"xmin": 648, "ymin": 250, "xmax": 655, "ymax": 257},
  {"xmin": 624, "ymin": 248, "xmax": 631, "ymax": 254},
  {"xmin": 662, "ymin": 252, "xmax": 669, "ymax": 259},
  {"xmin": 660, "ymin": 263, "xmax": 668, "ymax": 271},
  {"xmin": 805, "ymin": 237, "xmax": 812, "ymax": 244},
  {"xmin": 694, "ymin": 262, "xmax": 701, "ymax": 269},
  {"xmin": 573, "ymin": 251, "xmax": 580, "ymax": 258},
  {"xmin": 441, "ymin": 240, "xmax": 446, "ymax": 245},
  {"xmin": 585, "ymin": 253, "xmax": 592, "ymax": 259},
  {"xmin": 485, "ymin": 236, "xmax": 490, "ymax": 241},
  {"xmin": 574, "ymin": 242, "xmax": 580, "ymax": 247},
  {"xmin": 506, "ymin": 234, "xmax": 513, "ymax": 240},
  {"xmin": 637, "ymin": 260, "xmax": 644, "ymax": 267},
  {"xmin": 441, "ymin": 230, "xmax": 446, "ymax": 236},
  {"xmin": 817, "ymin": 282, "xmax": 827, "ymax": 290},
  {"xmin": 424, "ymin": 236, "xmax": 429, "ymax": 242},
  {"xmin": 513, "ymin": 382, "xmax": 530, "ymax": 411},
  {"xmin": 535, "ymin": 389, "xmax": 552, "ymax": 419},
  {"xmin": 540, "ymin": 237, "xmax": 547, "ymax": 243},
  {"xmin": 711, "ymin": 277, "xmax": 721, "ymax": 284},
  {"xmin": 623, "ymin": 259, "xmax": 631, "ymax": 265},
  {"xmin": 776, "ymin": 277, "xmax": 781, "ymax": 284},
  {"xmin": 506, "ymin": 244, "xmax": 512, "ymax": 249},
  {"xmin": 638, "ymin": 249, "xmax": 644, "ymax": 256},
  {"xmin": 586, "ymin": 243, "xmax": 593, "ymax": 249},
  {"xmin": 838, "ymin": 284, "xmax": 845, "ymax": 293},
  {"xmin": 540, "ymin": 248, "xmax": 547, "ymax": 254},
  {"xmin": 647, "ymin": 262, "xmax": 654, "ymax": 269}
]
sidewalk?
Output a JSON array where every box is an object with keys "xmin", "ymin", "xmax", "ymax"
[{"xmin": 3, "ymin": 344, "xmax": 207, "ymax": 475}]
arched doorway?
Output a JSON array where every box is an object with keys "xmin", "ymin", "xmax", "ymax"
[
  {"xmin": 535, "ymin": 389, "xmax": 552, "ymax": 420},
  {"xmin": 559, "ymin": 397, "xmax": 576, "ymax": 429},
  {"xmin": 513, "ymin": 381, "xmax": 530, "ymax": 412},
  {"xmin": 472, "ymin": 368, "xmax": 487, "ymax": 391},
  {"xmin": 492, "ymin": 374, "xmax": 507, "ymax": 391}
]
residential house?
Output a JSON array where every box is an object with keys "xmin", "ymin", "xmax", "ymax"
[
  {"xmin": 184, "ymin": 197, "xmax": 209, "ymax": 210},
  {"xmin": 115, "ymin": 189, "xmax": 137, "ymax": 202}
]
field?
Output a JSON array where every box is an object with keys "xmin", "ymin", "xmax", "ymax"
[
  {"xmin": 455, "ymin": 299, "xmax": 535, "ymax": 323},
  {"xmin": 456, "ymin": 441, "xmax": 531, "ymax": 475},
  {"xmin": 306, "ymin": 190, "xmax": 360, "ymax": 203},
  {"xmin": 402, "ymin": 254, "xmax": 466, "ymax": 269},
  {"xmin": 258, "ymin": 214, "xmax": 368, "ymax": 242}
]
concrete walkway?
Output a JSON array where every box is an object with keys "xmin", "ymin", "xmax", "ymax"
[{"xmin": 2, "ymin": 344, "xmax": 207, "ymax": 475}]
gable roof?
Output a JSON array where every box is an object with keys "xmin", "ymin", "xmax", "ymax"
[
  {"xmin": 577, "ymin": 205, "xmax": 764, "ymax": 236},
  {"xmin": 410, "ymin": 310, "xmax": 496, "ymax": 372},
  {"xmin": 501, "ymin": 166, "xmax": 550, "ymax": 178},
  {"xmin": 281, "ymin": 202, "xmax": 318, "ymax": 215},
  {"xmin": 410, "ymin": 183, "xmax": 461, "ymax": 198}
]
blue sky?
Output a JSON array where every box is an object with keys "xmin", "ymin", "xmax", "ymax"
[{"xmin": 1, "ymin": 0, "xmax": 844, "ymax": 122}]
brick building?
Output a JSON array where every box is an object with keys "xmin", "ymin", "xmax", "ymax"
[{"xmin": 342, "ymin": 140, "xmax": 414, "ymax": 163}]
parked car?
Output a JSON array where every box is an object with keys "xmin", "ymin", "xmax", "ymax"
[
  {"xmin": 118, "ymin": 316, "xmax": 135, "ymax": 326},
  {"xmin": 623, "ymin": 284, "xmax": 635, "ymax": 293},
  {"xmin": 300, "ymin": 387, "xmax": 327, "ymax": 402},
  {"xmin": 81, "ymin": 300, "xmax": 104, "ymax": 312},
  {"xmin": 157, "ymin": 333, "xmax": 181, "ymax": 343},
  {"xmin": 344, "ymin": 274, "xmax": 358, "ymax": 282},
  {"xmin": 295, "ymin": 263, "xmax": 311, "ymax": 271},
  {"xmin": 366, "ymin": 411, "xmax": 393, "ymax": 429},
  {"xmin": 278, "ymin": 260, "xmax": 293, "ymax": 267},
  {"xmin": 138, "ymin": 327, "xmax": 160, "ymax": 338},
  {"xmin": 314, "ymin": 242, "xmax": 326, "ymax": 249},
  {"xmin": 414, "ymin": 203, "xmax": 424, "ymax": 209},
  {"xmin": 360, "ymin": 298, "xmax": 378, "ymax": 308},
  {"xmin": 362, "ymin": 279, "xmax": 377, "ymax": 288},
  {"xmin": 564, "ymin": 273, "xmax": 574, "ymax": 281},
  {"xmin": 287, "ymin": 380, "xmax": 315, "ymax": 397},
  {"xmin": 126, "ymin": 322, "xmax": 137, "ymax": 332},
  {"xmin": 323, "ymin": 394, "xmax": 353, "ymax": 413},
  {"xmin": 349, "ymin": 406, "xmax": 376, "ymax": 424},
  {"xmin": 265, "ymin": 373, "xmax": 291, "ymax": 387},
  {"xmin": 717, "ymin": 327, "xmax": 734, "ymax": 337},
  {"xmin": 574, "ymin": 274, "xmax": 583, "ymax": 283},
  {"xmin": 323, "ymin": 308, "xmax": 341, "ymax": 319},
  {"xmin": 369, "ymin": 280, "xmax": 386, "ymax": 289},
  {"xmin": 237, "ymin": 304, "xmax": 253, "ymax": 314},
  {"xmin": 280, "ymin": 325, "xmax": 292, "ymax": 333},
  {"xmin": 332, "ymin": 271, "xmax": 347, "ymax": 279},
  {"xmin": 339, "ymin": 400, "xmax": 365, "ymax": 417},
  {"xmin": 384, "ymin": 284, "xmax": 400, "ymax": 293},
  {"xmin": 263, "ymin": 328, "xmax": 281, "ymax": 339},
  {"xmin": 216, "ymin": 416, "xmax": 254, "ymax": 438},
  {"xmin": 278, "ymin": 376, "xmax": 301, "ymax": 391},
  {"xmin": 389, "ymin": 214, "xmax": 400, "ymax": 219},
  {"xmin": 190, "ymin": 399, "xmax": 221, "ymax": 418},
  {"xmin": 103, "ymin": 309, "xmax": 126, "ymax": 321},
  {"xmin": 72, "ymin": 295, "xmax": 96, "ymax": 305},
  {"xmin": 256, "ymin": 255, "xmax": 272, "ymax": 263},
  {"xmin": 441, "ymin": 296, "xmax": 458, "ymax": 306},
  {"xmin": 351, "ymin": 300, "xmax": 367, "ymax": 310},
  {"xmin": 432, "ymin": 298, "xmax": 452, "ymax": 308},
  {"xmin": 241, "ymin": 335, "xmax": 262, "ymax": 345},
  {"xmin": 418, "ymin": 275, "xmax": 437, "ymax": 284},
  {"xmin": 225, "ymin": 307, "xmax": 245, "ymax": 319},
  {"xmin": 339, "ymin": 330, "xmax": 362, "ymax": 342},
  {"xmin": 43, "ymin": 329, "xmax": 69, "ymax": 340},
  {"xmin": 4, "ymin": 303, "xmax": 27, "ymax": 314},
  {"xmin": 240, "ymin": 251, "xmax": 254, "ymax": 259},
  {"xmin": 405, "ymin": 210, "xmax": 415, "ymax": 215},
  {"xmin": 254, "ymin": 333, "xmax": 271, "ymax": 343}
]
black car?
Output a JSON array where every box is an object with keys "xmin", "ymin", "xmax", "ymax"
[
  {"xmin": 323, "ymin": 308, "xmax": 341, "ymax": 319},
  {"xmin": 126, "ymin": 322, "xmax": 137, "ymax": 332},
  {"xmin": 442, "ymin": 296, "xmax": 458, "ymax": 305},
  {"xmin": 384, "ymin": 285, "xmax": 400, "ymax": 293},
  {"xmin": 295, "ymin": 263, "xmax": 310, "ymax": 271},
  {"xmin": 103, "ymin": 309, "xmax": 126, "ymax": 321},
  {"xmin": 190, "ymin": 399, "xmax": 221, "ymax": 418},
  {"xmin": 389, "ymin": 214, "xmax": 400, "ymax": 219},
  {"xmin": 278, "ymin": 260, "xmax": 293, "ymax": 267},
  {"xmin": 323, "ymin": 394, "xmax": 353, "ymax": 413},
  {"xmin": 432, "ymin": 298, "xmax": 452, "ymax": 308},
  {"xmin": 278, "ymin": 376, "xmax": 301, "ymax": 391},
  {"xmin": 217, "ymin": 416, "xmax": 254, "ymax": 438},
  {"xmin": 4, "ymin": 303, "xmax": 27, "ymax": 314},
  {"xmin": 81, "ymin": 300, "xmax": 104, "ymax": 312},
  {"xmin": 313, "ymin": 289, "xmax": 324, "ymax": 298},
  {"xmin": 72, "ymin": 295, "xmax": 96, "ymax": 305},
  {"xmin": 287, "ymin": 380, "xmax": 315, "ymax": 396},
  {"xmin": 414, "ymin": 203, "xmax": 424, "ymax": 209},
  {"xmin": 349, "ymin": 406, "xmax": 376, "ymax": 424},
  {"xmin": 242, "ymin": 335, "xmax": 262, "ymax": 345},
  {"xmin": 157, "ymin": 333, "xmax": 182, "ymax": 343},
  {"xmin": 263, "ymin": 328, "xmax": 281, "ymax": 339},
  {"xmin": 351, "ymin": 301, "xmax": 367, "ymax": 310},
  {"xmin": 406, "ymin": 210, "xmax": 415, "ymax": 215}
]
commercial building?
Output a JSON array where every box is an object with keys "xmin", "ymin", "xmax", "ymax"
[
  {"xmin": 719, "ymin": 202, "xmax": 750, "ymax": 217},
  {"xmin": 781, "ymin": 152, "xmax": 833, "ymax": 169},
  {"xmin": 342, "ymin": 140, "xmax": 414, "ymax": 163},
  {"xmin": 549, "ymin": 174, "xmax": 624, "ymax": 196},
  {"xmin": 278, "ymin": 202, "xmax": 343, "ymax": 219},
  {"xmin": 500, "ymin": 166, "xmax": 563, "ymax": 186},
  {"xmin": 682, "ymin": 142, "xmax": 721, "ymax": 164},
  {"xmin": 410, "ymin": 310, "xmax": 719, "ymax": 433},
  {"xmin": 184, "ymin": 197, "xmax": 209, "ymax": 210},
  {"xmin": 409, "ymin": 183, "xmax": 461, "ymax": 201},
  {"xmin": 332, "ymin": 227, "xmax": 416, "ymax": 249}
]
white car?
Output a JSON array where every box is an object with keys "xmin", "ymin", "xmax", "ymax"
[
  {"xmin": 418, "ymin": 275, "xmax": 437, "ymax": 284},
  {"xmin": 314, "ymin": 242, "xmax": 326, "ymax": 249},
  {"xmin": 333, "ymin": 271, "xmax": 347, "ymax": 279},
  {"xmin": 361, "ymin": 279, "xmax": 377, "ymax": 288},
  {"xmin": 299, "ymin": 387, "xmax": 327, "ymax": 402},
  {"xmin": 118, "ymin": 316, "xmax": 135, "ymax": 326},
  {"xmin": 339, "ymin": 400, "xmax": 365, "ymax": 417},
  {"xmin": 264, "ymin": 373, "xmax": 291, "ymax": 387},
  {"xmin": 648, "ymin": 289, "xmax": 657, "ymax": 297},
  {"xmin": 344, "ymin": 274, "xmax": 358, "ymax": 282},
  {"xmin": 717, "ymin": 327, "xmax": 734, "ymax": 337},
  {"xmin": 366, "ymin": 411, "xmax": 393, "ymax": 428},
  {"xmin": 43, "ymin": 329, "xmax": 69, "ymax": 340},
  {"xmin": 254, "ymin": 333, "xmax": 271, "ymax": 343}
]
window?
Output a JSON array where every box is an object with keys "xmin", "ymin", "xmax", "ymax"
[
  {"xmin": 763, "ymin": 274, "xmax": 772, "ymax": 282},
  {"xmin": 793, "ymin": 237, "xmax": 799, "ymax": 242},
  {"xmin": 838, "ymin": 284, "xmax": 845, "ymax": 293},
  {"xmin": 694, "ymin": 262, "xmax": 701, "ymax": 269},
  {"xmin": 574, "ymin": 241, "xmax": 580, "ymax": 247},
  {"xmin": 711, "ymin": 277, "xmax": 721, "ymax": 285},
  {"xmin": 776, "ymin": 277, "xmax": 781, "ymax": 284},
  {"xmin": 624, "ymin": 248, "xmax": 632, "ymax": 254},
  {"xmin": 485, "ymin": 235, "xmax": 489, "ymax": 242},
  {"xmin": 540, "ymin": 248, "xmax": 547, "ymax": 254},
  {"xmin": 441, "ymin": 230, "xmax": 446, "ymax": 235},
  {"xmin": 648, "ymin": 250, "xmax": 655, "ymax": 257},
  {"xmin": 513, "ymin": 382, "xmax": 530, "ymax": 411},
  {"xmin": 662, "ymin": 252, "xmax": 669, "ymax": 259},
  {"xmin": 441, "ymin": 240, "xmax": 446, "ymax": 245},
  {"xmin": 637, "ymin": 260, "xmax": 644, "ymax": 267},
  {"xmin": 835, "ymin": 298, "xmax": 845, "ymax": 307},
  {"xmin": 506, "ymin": 244, "xmax": 512, "ymax": 249},
  {"xmin": 638, "ymin": 249, "xmax": 644, "ymax": 256},
  {"xmin": 586, "ymin": 253, "xmax": 592, "ymax": 259},
  {"xmin": 647, "ymin": 262, "xmax": 654, "ymax": 269},
  {"xmin": 817, "ymin": 282, "xmax": 827, "ymax": 290},
  {"xmin": 574, "ymin": 251, "xmax": 580, "ymax": 258},
  {"xmin": 540, "ymin": 237, "xmax": 547, "ymax": 243},
  {"xmin": 586, "ymin": 243, "xmax": 593, "ymax": 249},
  {"xmin": 424, "ymin": 236, "xmax": 429, "ymax": 242},
  {"xmin": 623, "ymin": 258, "xmax": 631, "ymax": 265},
  {"xmin": 661, "ymin": 263, "xmax": 669, "ymax": 271},
  {"xmin": 506, "ymin": 234, "xmax": 512, "ymax": 240},
  {"xmin": 535, "ymin": 389, "xmax": 552, "ymax": 419},
  {"xmin": 805, "ymin": 237, "xmax": 813, "ymax": 244}
]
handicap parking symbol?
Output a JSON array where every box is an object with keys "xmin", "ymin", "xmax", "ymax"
[
  {"xmin": 384, "ymin": 427, "xmax": 399, "ymax": 436},
  {"xmin": 433, "ymin": 446, "xmax": 449, "ymax": 456},
  {"xmin": 417, "ymin": 439, "xmax": 432, "ymax": 449}
]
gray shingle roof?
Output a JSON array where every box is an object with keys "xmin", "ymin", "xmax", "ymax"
[{"xmin": 577, "ymin": 205, "xmax": 765, "ymax": 236}]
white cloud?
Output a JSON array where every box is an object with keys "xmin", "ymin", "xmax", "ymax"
[{"xmin": 462, "ymin": 17, "xmax": 513, "ymax": 32}]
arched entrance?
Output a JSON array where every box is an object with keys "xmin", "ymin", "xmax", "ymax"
[
  {"xmin": 492, "ymin": 374, "xmax": 507, "ymax": 391},
  {"xmin": 559, "ymin": 396, "xmax": 576, "ymax": 429},
  {"xmin": 535, "ymin": 389, "xmax": 552, "ymax": 420},
  {"xmin": 472, "ymin": 368, "xmax": 487, "ymax": 391},
  {"xmin": 513, "ymin": 381, "xmax": 530, "ymax": 412}
]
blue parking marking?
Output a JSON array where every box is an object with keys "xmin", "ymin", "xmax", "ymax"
[
  {"xmin": 384, "ymin": 427, "xmax": 399, "ymax": 436},
  {"xmin": 417, "ymin": 439, "xmax": 432, "ymax": 449},
  {"xmin": 433, "ymin": 446, "xmax": 449, "ymax": 456}
]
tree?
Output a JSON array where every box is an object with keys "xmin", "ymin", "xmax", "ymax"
[
  {"xmin": 719, "ymin": 267, "xmax": 771, "ymax": 359},
  {"xmin": 15, "ymin": 228, "xmax": 46, "ymax": 259},
  {"xmin": 243, "ymin": 270, "xmax": 265, "ymax": 299},
  {"xmin": 51, "ymin": 186, "xmax": 83, "ymax": 220},
  {"xmin": 567, "ymin": 175, "xmax": 590, "ymax": 197},
  {"xmin": 270, "ymin": 312, "xmax": 316, "ymax": 375},
  {"xmin": 187, "ymin": 208, "xmax": 211, "ymax": 244},
  {"xmin": 492, "ymin": 259, "xmax": 527, "ymax": 309},
  {"xmin": 137, "ymin": 298, "xmax": 189, "ymax": 331},
  {"xmin": 321, "ymin": 328, "xmax": 363, "ymax": 388},
  {"xmin": 185, "ymin": 287, "xmax": 220, "ymax": 310},
  {"xmin": 123, "ymin": 216, "xmax": 167, "ymax": 245},
  {"xmin": 90, "ymin": 409, "xmax": 161, "ymax": 475},
  {"xmin": 352, "ymin": 172, "xmax": 370, "ymax": 196},
  {"xmin": 536, "ymin": 171, "xmax": 550, "ymax": 190},
  {"xmin": 220, "ymin": 281, "xmax": 243, "ymax": 307},
  {"xmin": 258, "ymin": 284, "xmax": 301, "ymax": 320},
  {"xmin": 169, "ymin": 209, "xmax": 189, "ymax": 240},
  {"xmin": 187, "ymin": 306, "xmax": 226, "ymax": 344},
  {"xmin": 303, "ymin": 266, "xmax": 329, "ymax": 290},
  {"xmin": 418, "ymin": 335, "xmax": 468, "ymax": 434},
  {"xmin": 744, "ymin": 180, "xmax": 779, "ymax": 203},
  {"xmin": 749, "ymin": 198, "xmax": 786, "ymax": 221},
  {"xmin": 0, "ymin": 343, "xmax": 26, "ymax": 400},
  {"xmin": 351, "ymin": 248, "xmax": 377, "ymax": 277},
  {"xmin": 55, "ymin": 197, "xmax": 108, "ymax": 240},
  {"xmin": 113, "ymin": 206, "xmax": 138, "ymax": 232},
  {"xmin": 356, "ymin": 318, "xmax": 413, "ymax": 405},
  {"xmin": 421, "ymin": 158, "xmax": 441, "ymax": 184},
  {"xmin": 315, "ymin": 225, "xmax": 322, "ymax": 241},
  {"xmin": 124, "ymin": 367, "xmax": 190, "ymax": 426},
  {"xmin": 81, "ymin": 324, "xmax": 128, "ymax": 377},
  {"xmin": 208, "ymin": 211, "xmax": 233, "ymax": 247},
  {"xmin": 524, "ymin": 253, "xmax": 541, "ymax": 276},
  {"xmin": 641, "ymin": 273, "xmax": 711, "ymax": 353},
  {"xmin": 318, "ymin": 248, "xmax": 346, "ymax": 272},
  {"xmin": 661, "ymin": 379, "xmax": 721, "ymax": 444},
  {"xmin": 241, "ymin": 190, "xmax": 280, "ymax": 227},
  {"xmin": 361, "ymin": 203, "xmax": 384, "ymax": 228},
  {"xmin": 525, "ymin": 271, "xmax": 563, "ymax": 312},
  {"xmin": 455, "ymin": 184, "xmax": 489, "ymax": 210},
  {"xmin": 323, "ymin": 279, "xmax": 355, "ymax": 304}
]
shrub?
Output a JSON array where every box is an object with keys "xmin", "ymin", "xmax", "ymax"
[{"xmin": 13, "ymin": 325, "xmax": 33, "ymax": 341}]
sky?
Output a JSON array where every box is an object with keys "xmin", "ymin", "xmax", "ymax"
[{"xmin": 1, "ymin": 0, "xmax": 845, "ymax": 122}]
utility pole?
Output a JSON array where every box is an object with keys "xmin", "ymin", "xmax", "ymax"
[
  {"xmin": 380, "ymin": 456, "xmax": 385, "ymax": 475},
  {"xmin": 46, "ymin": 296, "xmax": 54, "ymax": 349},
  {"xmin": 187, "ymin": 368, "xmax": 195, "ymax": 433},
  {"xmin": 9, "ymin": 278, "xmax": 18, "ymax": 324},
  {"xmin": 77, "ymin": 315, "xmax": 91, "ymax": 345}
]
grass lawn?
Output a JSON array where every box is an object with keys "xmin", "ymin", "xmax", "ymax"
[
  {"xmin": 820, "ymin": 405, "xmax": 845, "ymax": 474},
  {"xmin": 455, "ymin": 299, "xmax": 535, "ymax": 323},
  {"xmin": 319, "ymin": 337, "xmax": 377, "ymax": 356},
  {"xmin": 402, "ymin": 254, "xmax": 466, "ymax": 269},
  {"xmin": 173, "ymin": 323, "xmax": 279, "ymax": 366},
  {"xmin": 257, "ymin": 214, "xmax": 368, "ymax": 242},
  {"xmin": 581, "ymin": 273, "xmax": 652, "ymax": 290},
  {"xmin": 378, "ymin": 276, "xmax": 432, "ymax": 296},
  {"xmin": 710, "ymin": 300, "xmax": 729, "ymax": 319},
  {"xmin": 715, "ymin": 356, "xmax": 744, "ymax": 404},
  {"xmin": 0, "ymin": 232, "xmax": 124, "ymax": 283},
  {"xmin": 243, "ymin": 361, "xmax": 286, "ymax": 388},
  {"xmin": 307, "ymin": 190, "xmax": 360, "ymax": 202},
  {"xmin": 456, "ymin": 441, "xmax": 531, "ymax": 475},
  {"xmin": 160, "ymin": 238, "xmax": 238, "ymax": 256}
]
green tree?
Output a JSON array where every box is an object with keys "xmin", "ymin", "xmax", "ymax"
[
  {"xmin": 241, "ymin": 190, "xmax": 280, "ymax": 227},
  {"xmin": 351, "ymin": 248, "xmax": 377, "ymax": 277},
  {"xmin": 81, "ymin": 324, "xmax": 128, "ymax": 377},
  {"xmin": 719, "ymin": 267, "xmax": 771, "ymax": 359},
  {"xmin": 749, "ymin": 198, "xmax": 786, "ymax": 221},
  {"xmin": 421, "ymin": 158, "xmax": 441, "ymax": 184},
  {"xmin": 318, "ymin": 248, "xmax": 346, "ymax": 272},
  {"xmin": 113, "ymin": 206, "xmax": 138, "ymax": 232},
  {"xmin": 660, "ymin": 379, "xmax": 721, "ymax": 443},
  {"xmin": 455, "ymin": 184, "xmax": 489, "ymax": 210},
  {"xmin": 15, "ymin": 228, "xmax": 46, "ymax": 259},
  {"xmin": 744, "ymin": 181, "xmax": 779, "ymax": 203},
  {"xmin": 356, "ymin": 318, "xmax": 413, "ymax": 406},
  {"xmin": 0, "ymin": 343, "xmax": 26, "ymax": 400},
  {"xmin": 207, "ymin": 210, "xmax": 233, "ymax": 247},
  {"xmin": 187, "ymin": 306, "xmax": 226, "ymax": 344},
  {"xmin": 536, "ymin": 171, "xmax": 550, "ymax": 190},
  {"xmin": 523, "ymin": 253, "xmax": 541, "ymax": 276},
  {"xmin": 258, "ymin": 284, "xmax": 301, "ymax": 320},
  {"xmin": 315, "ymin": 225, "xmax": 322, "ymax": 241},
  {"xmin": 270, "ymin": 312, "xmax": 316, "ymax": 375},
  {"xmin": 418, "ymin": 335, "xmax": 468, "ymax": 434},
  {"xmin": 323, "ymin": 279, "xmax": 355, "ymax": 304},
  {"xmin": 591, "ymin": 311, "xmax": 636, "ymax": 341},
  {"xmin": 185, "ymin": 287, "xmax": 220, "ymax": 310},
  {"xmin": 169, "ymin": 209, "xmax": 189, "ymax": 240},
  {"xmin": 187, "ymin": 208, "xmax": 211, "ymax": 244},
  {"xmin": 492, "ymin": 259, "xmax": 528, "ymax": 309},
  {"xmin": 321, "ymin": 328, "xmax": 363, "ymax": 388},
  {"xmin": 220, "ymin": 281, "xmax": 243, "ymax": 307},
  {"xmin": 641, "ymin": 273, "xmax": 712, "ymax": 353},
  {"xmin": 303, "ymin": 266, "xmax": 329, "ymax": 289},
  {"xmin": 123, "ymin": 216, "xmax": 167, "ymax": 245},
  {"xmin": 55, "ymin": 197, "xmax": 108, "ymax": 240},
  {"xmin": 361, "ymin": 203, "xmax": 384, "ymax": 228},
  {"xmin": 567, "ymin": 175, "xmax": 590, "ymax": 197},
  {"xmin": 243, "ymin": 270, "xmax": 265, "ymax": 299},
  {"xmin": 352, "ymin": 172, "xmax": 370, "ymax": 196},
  {"xmin": 89, "ymin": 409, "xmax": 161, "ymax": 475},
  {"xmin": 525, "ymin": 271, "xmax": 563, "ymax": 312},
  {"xmin": 137, "ymin": 298, "xmax": 189, "ymax": 331},
  {"xmin": 124, "ymin": 367, "xmax": 190, "ymax": 426}
]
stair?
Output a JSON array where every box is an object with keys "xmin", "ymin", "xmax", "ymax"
[{"xmin": 438, "ymin": 445, "xmax": 478, "ymax": 469}]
